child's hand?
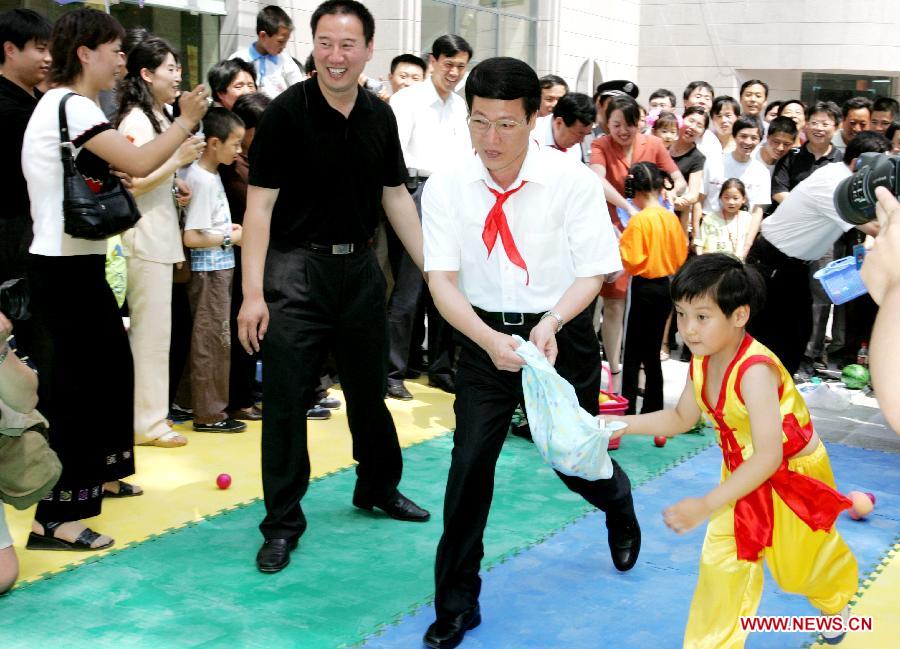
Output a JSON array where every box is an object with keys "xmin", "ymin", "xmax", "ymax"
[
  {"xmin": 663, "ymin": 497, "xmax": 711, "ymax": 534},
  {"xmin": 597, "ymin": 415, "xmax": 627, "ymax": 440},
  {"xmin": 230, "ymin": 223, "xmax": 243, "ymax": 245}
]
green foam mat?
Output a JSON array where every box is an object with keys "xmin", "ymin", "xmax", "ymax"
[{"xmin": 2, "ymin": 431, "xmax": 713, "ymax": 648}]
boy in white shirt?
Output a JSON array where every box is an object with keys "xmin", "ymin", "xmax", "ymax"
[
  {"xmin": 181, "ymin": 108, "xmax": 247, "ymax": 433},
  {"xmin": 230, "ymin": 5, "xmax": 303, "ymax": 99}
]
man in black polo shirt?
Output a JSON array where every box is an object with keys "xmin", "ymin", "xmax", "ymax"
[
  {"xmin": 238, "ymin": 0, "xmax": 429, "ymax": 574},
  {"xmin": 0, "ymin": 9, "xmax": 51, "ymax": 350}
]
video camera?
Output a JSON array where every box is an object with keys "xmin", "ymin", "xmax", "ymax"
[
  {"xmin": 834, "ymin": 152, "xmax": 900, "ymax": 225},
  {"xmin": 0, "ymin": 278, "xmax": 30, "ymax": 321}
]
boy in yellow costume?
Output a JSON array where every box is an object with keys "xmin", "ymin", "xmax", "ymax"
[{"xmin": 607, "ymin": 253, "xmax": 857, "ymax": 647}]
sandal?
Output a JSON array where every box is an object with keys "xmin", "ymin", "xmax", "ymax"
[
  {"xmin": 26, "ymin": 522, "xmax": 114, "ymax": 552},
  {"xmin": 103, "ymin": 480, "xmax": 143, "ymax": 498},
  {"xmin": 139, "ymin": 430, "xmax": 188, "ymax": 448}
]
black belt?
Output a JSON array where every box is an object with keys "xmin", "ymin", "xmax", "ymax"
[
  {"xmin": 299, "ymin": 241, "xmax": 369, "ymax": 255},
  {"xmin": 473, "ymin": 306, "xmax": 543, "ymax": 327}
]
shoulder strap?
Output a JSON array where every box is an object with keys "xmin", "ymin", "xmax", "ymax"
[{"xmin": 58, "ymin": 92, "xmax": 78, "ymax": 144}]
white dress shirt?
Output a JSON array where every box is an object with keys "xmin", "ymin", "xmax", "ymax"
[
  {"xmin": 423, "ymin": 140, "xmax": 620, "ymax": 313},
  {"xmin": 229, "ymin": 45, "xmax": 304, "ymax": 99},
  {"xmin": 532, "ymin": 115, "xmax": 585, "ymax": 163},
  {"xmin": 389, "ymin": 78, "xmax": 471, "ymax": 176},
  {"xmin": 761, "ymin": 162, "xmax": 854, "ymax": 261}
]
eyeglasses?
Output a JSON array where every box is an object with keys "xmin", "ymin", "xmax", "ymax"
[{"xmin": 468, "ymin": 115, "xmax": 527, "ymax": 135}]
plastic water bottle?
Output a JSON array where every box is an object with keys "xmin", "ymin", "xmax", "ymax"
[
  {"xmin": 857, "ymin": 342, "xmax": 869, "ymax": 367},
  {"xmin": 798, "ymin": 378, "xmax": 850, "ymax": 411}
]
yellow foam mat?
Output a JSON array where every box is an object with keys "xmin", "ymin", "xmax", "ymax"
[
  {"xmin": 811, "ymin": 540, "xmax": 900, "ymax": 648},
  {"xmin": 4, "ymin": 380, "xmax": 455, "ymax": 584}
]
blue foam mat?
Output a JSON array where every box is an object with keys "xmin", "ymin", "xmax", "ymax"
[{"xmin": 363, "ymin": 443, "xmax": 900, "ymax": 649}]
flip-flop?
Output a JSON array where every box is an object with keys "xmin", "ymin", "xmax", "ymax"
[
  {"xmin": 103, "ymin": 480, "xmax": 143, "ymax": 498},
  {"xmin": 26, "ymin": 523, "xmax": 114, "ymax": 552}
]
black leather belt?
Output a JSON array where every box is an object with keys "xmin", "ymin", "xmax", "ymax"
[
  {"xmin": 473, "ymin": 306, "xmax": 543, "ymax": 327},
  {"xmin": 300, "ymin": 241, "xmax": 368, "ymax": 255}
]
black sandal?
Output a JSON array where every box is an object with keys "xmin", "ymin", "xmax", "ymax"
[
  {"xmin": 26, "ymin": 522, "xmax": 115, "ymax": 552},
  {"xmin": 103, "ymin": 480, "xmax": 143, "ymax": 498}
]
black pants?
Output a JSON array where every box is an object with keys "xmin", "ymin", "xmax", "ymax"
[
  {"xmin": 433, "ymin": 308, "xmax": 635, "ymax": 619},
  {"xmin": 228, "ymin": 246, "xmax": 258, "ymax": 410},
  {"xmin": 28, "ymin": 254, "xmax": 135, "ymax": 522},
  {"xmin": 746, "ymin": 236, "xmax": 811, "ymax": 375},
  {"xmin": 259, "ymin": 246, "xmax": 402, "ymax": 540},
  {"xmin": 623, "ymin": 276, "xmax": 670, "ymax": 414}
]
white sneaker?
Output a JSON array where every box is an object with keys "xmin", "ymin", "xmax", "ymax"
[{"xmin": 820, "ymin": 605, "xmax": 850, "ymax": 644}]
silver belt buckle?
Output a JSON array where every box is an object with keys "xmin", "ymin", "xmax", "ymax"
[
  {"xmin": 502, "ymin": 312, "xmax": 524, "ymax": 326},
  {"xmin": 332, "ymin": 243, "xmax": 353, "ymax": 255}
]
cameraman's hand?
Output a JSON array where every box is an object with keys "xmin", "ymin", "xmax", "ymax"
[{"xmin": 860, "ymin": 187, "xmax": 900, "ymax": 304}]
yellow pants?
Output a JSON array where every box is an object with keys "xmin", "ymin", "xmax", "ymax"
[{"xmin": 684, "ymin": 443, "xmax": 858, "ymax": 649}]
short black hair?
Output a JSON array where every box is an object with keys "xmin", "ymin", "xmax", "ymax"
[
  {"xmin": 208, "ymin": 58, "xmax": 257, "ymax": 104},
  {"xmin": 605, "ymin": 95, "xmax": 640, "ymax": 127},
  {"xmin": 0, "ymin": 8, "xmax": 51, "ymax": 64},
  {"xmin": 711, "ymin": 95, "xmax": 741, "ymax": 117},
  {"xmin": 765, "ymin": 100, "xmax": 782, "ymax": 116},
  {"xmin": 671, "ymin": 253, "xmax": 766, "ymax": 318},
  {"xmin": 623, "ymin": 161, "xmax": 673, "ymax": 198},
  {"xmin": 872, "ymin": 96, "xmax": 899, "ymax": 117},
  {"xmin": 49, "ymin": 8, "xmax": 126, "ymax": 86},
  {"xmin": 465, "ymin": 56, "xmax": 541, "ymax": 122},
  {"xmin": 203, "ymin": 106, "xmax": 245, "ymax": 142},
  {"xmin": 805, "ymin": 100, "xmax": 841, "ymax": 124},
  {"xmin": 122, "ymin": 26, "xmax": 150, "ymax": 58},
  {"xmin": 304, "ymin": 52, "xmax": 316, "ymax": 76},
  {"xmin": 431, "ymin": 34, "xmax": 472, "ymax": 60},
  {"xmin": 739, "ymin": 79, "xmax": 769, "ymax": 98},
  {"xmin": 311, "ymin": 0, "xmax": 374, "ymax": 45},
  {"xmin": 539, "ymin": 74, "xmax": 568, "ymax": 91},
  {"xmin": 683, "ymin": 81, "xmax": 714, "ymax": 102},
  {"xmin": 390, "ymin": 53, "xmax": 426, "ymax": 75},
  {"xmin": 731, "ymin": 116, "xmax": 759, "ymax": 137},
  {"xmin": 649, "ymin": 88, "xmax": 677, "ymax": 108},
  {"xmin": 844, "ymin": 131, "xmax": 890, "ymax": 165},
  {"xmin": 683, "ymin": 105, "xmax": 709, "ymax": 128},
  {"xmin": 766, "ymin": 116, "xmax": 798, "ymax": 140},
  {"xmin": 257, "ymin": 5, "xmax": 293, "ymax": 36},
  {"xmin": 651, "ymin": 110, "xmax": 679, "ymax": 132},
  {"xmin": 886, "ymin": 121, "xmax": 900, "ymax": 143},
  {"xmin": 231, "ymin": 92, "xmax": 271, "ymax": 130},
  {"xmin": 552, "ymin": 92, "xmax": 595, "ymax": 127},
  {"xmin": 842, "ymin": 96, "xmax": 873, "ymax": 119}
]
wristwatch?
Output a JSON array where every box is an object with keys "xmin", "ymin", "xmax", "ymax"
[
  {"xmin": 540, "ymin": 310, "xmax": 564, "ymax": 333},
  {"xmin": 221, "ymin": 233, "xmax": 233, "ymax": 250}
]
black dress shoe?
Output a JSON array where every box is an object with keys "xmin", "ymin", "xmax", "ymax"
[
  {"xmin": 428, "ymin": 374, "xmax": 456, "ymax": 394},
  {"xmin": 256, "ymin": 537, "xmax": 298, "ymax": 573},
  {"xmin": 386, "ymin": 379, "xmax": 414, "ymax": 400},
  {"xmin": 423, "ymin": 605, "xmax": 481, "ymax": 649},
  {"xmin": 606, "ymin": 513, "xmax": 641, "ymax": 572},
  {"xmin": 353, "ymin": 490, "xmax": 430, "ymax": 522}
]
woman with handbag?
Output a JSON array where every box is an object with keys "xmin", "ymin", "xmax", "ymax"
[
  {"xmin": 115, "ymin": 35, "xmax": 205, "ymax": 449},
  {"xmin": 20, "ymin": 8, "xmax": 207, "ymax": 551}
]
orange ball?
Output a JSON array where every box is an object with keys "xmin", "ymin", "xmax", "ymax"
[{"xmin": 848, "ymin": 490, "xmax": 873, "ymax": 520}]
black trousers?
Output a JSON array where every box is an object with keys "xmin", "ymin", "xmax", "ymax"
[
  {"xmin": 228, "ymin": 246, "xmax": 258, "ymax": 410},
  {"xmin": 434, "ymin": 308, "xmax": 635, "ymax": 619},
  {"xmin": 259, "ymin": 246, "xmax": 402, "ymax": 540},
  {"xmin": 746, "ymin": 236, "xmax": 812, "ymax": 375},
  {"xmin": 623, "ymin": 275, "xmax": 670, "ymax": 414}
]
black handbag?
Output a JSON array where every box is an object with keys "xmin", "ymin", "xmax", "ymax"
[{"xmin": 59, "ymin": 92, "xmax": 141, "ymax": 240}]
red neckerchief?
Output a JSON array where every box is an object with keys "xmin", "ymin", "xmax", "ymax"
[{"xmin": 482, "ymin": 180, "xmax": 529, "ymax": 284}]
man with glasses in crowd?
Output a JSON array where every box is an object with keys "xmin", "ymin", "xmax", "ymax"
[{"xmin": 420, "ymin": 56, "xmax": 640, "ymax": 649}]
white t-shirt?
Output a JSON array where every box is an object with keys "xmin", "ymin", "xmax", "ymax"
[
  {"xmin": 751, "ymin": 146, "xmax": 775, "ymax": 175},
  {"xmin": 229, "ymin": 45, "xmax": 304, "ymax": 99},
  {"xmin": 761, "ymin": 162, "xmax": 855, "ymax": 261},
  {"xmin": 180, "ymin": 162, "xmax": 235, "ymax": 271},
  {"xmin": 423, "ymin": 140, "xmax": 620, "ymax": 314},
  {"xmin": 702, "ymin": 151, "xmax": 771, "ymax": 214},
  {"xmin": 23, "ymin": 88, "xmax": 112, "ymax": 256}
]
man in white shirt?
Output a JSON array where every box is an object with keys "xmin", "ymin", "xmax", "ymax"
[
  {"xmin": 531, "ymin": 92, "xmax": 594, "ymax": 163},
  {"xmin": 831, "ymin": 97, "xmax": 872, "ymax": 154},
  {"xmin": 385, "ymin": 34, "xmax": 473, "ymax": 400},
  {"xmin": 421, "ymin": 57, "xmax": 640, "ymax": 649},
  {"xmin": 746, "ymin": 132, "xmax": 889, "ymax": 375},
  {"xmin": 701, "ymin": 116, "xmax": 772, "ymax": 258},
  {"xmin": 229, "ymin": 5, "xmax": 304, "ymax": 99}
]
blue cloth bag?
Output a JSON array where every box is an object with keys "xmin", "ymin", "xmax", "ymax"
[{"xmin": 513, "ymin": 336, "xmax": 623, "ymax": 480}]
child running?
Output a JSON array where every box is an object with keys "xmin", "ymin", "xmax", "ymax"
[
  {"xmin": 693, "ymin": 178, "xmax": 753, "ymax": 258},
  {"xmin": 607, "ymin": 253, "xmax": 858, "ymax": 647}
]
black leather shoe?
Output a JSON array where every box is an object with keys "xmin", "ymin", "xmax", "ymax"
[
  {"xmin": 607, "ymin": 513, "xmax": 641, "ymax": 572},
  {"xmin": 428, "ymin": 374, "xmax": 456, "ymax": 394},
  {"xmin": 386, "ymin": 379, "xmax": 414, "ymax": 400},
  {"xmin": 423, "ymin": 605, "xmax": 481, "ymax": 649},
  {"xmin": 256, "ymin": 537, "xmax": 298, "ymax": 573},
  {"xmin": 354, "ymin": 490, "xmax": 430, "ymax": 522}
]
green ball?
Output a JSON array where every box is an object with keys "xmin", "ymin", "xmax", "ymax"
[{"xmin": 841, "ymin": 364, "xmax": 870, "ymax": 390}]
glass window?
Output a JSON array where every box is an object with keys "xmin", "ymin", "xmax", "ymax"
[
  {"xmin": 422, "ymin": 0, "xmax": 455, "ymax": 57},
  {"xmin": 457, "ymin": 6, "xmax": 498, "ymax": 60},
  {"xmin": 801, "ymin": 72, "xmax": 894, "ymax": 106},
  {"xmin": 499, "ymin": 14, "xmax": 534, "ymax": 64}
]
